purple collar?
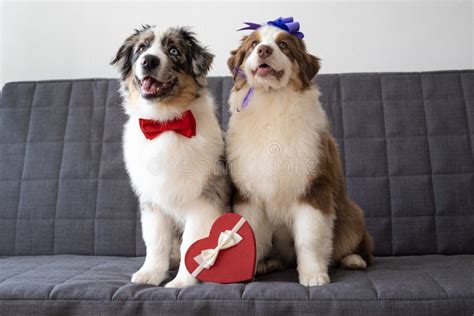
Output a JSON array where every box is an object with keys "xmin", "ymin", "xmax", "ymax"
[{"xmin": 233, "ymin": 67, "xmax": 254, "ymax": 112}]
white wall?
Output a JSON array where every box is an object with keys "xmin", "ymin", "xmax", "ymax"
[{"xmin": 1, "ymin": 0, "xmax": 472, "ymax": 87}]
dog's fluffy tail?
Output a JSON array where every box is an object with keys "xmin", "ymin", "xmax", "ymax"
[
  {"xmin": 357, "ymin": 230, "xmax": 374, "ymax": 266},
  {"xmin": 339, "ymin": 231, "xmax": 374, "ymax": 270}
]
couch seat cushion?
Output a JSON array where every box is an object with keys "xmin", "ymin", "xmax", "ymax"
[{"xmin": 0, "ymin": 255, "xmax": 473, "ymax": 315}]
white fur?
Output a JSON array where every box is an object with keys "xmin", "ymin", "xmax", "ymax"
[
  {"xmin": 124, "ymin": 89, "xmax": 225, "ymax": 288},
  {"xmin": 136, "ymin": 38, "xmax": 171, "ymax": 83},
  {"xmin": 227, "ymin": 25, "xmax": 334, "ymax": 286},
  {"xmin": 293, "ymin": 203, "xmax": 334, "ymax": 286},
  {"xmin": 243, "ymin": 26, "xmax": 293, "ymax": 90}
]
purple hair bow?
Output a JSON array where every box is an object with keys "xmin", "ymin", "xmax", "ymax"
[{"xmin": 238, "ymin": 16, "xmax": 304, "ymax": 39}]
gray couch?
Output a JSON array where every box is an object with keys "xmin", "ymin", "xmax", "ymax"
[{"xmin": 0, "ymin": 71, "xmax": 473, "ymax": 315}]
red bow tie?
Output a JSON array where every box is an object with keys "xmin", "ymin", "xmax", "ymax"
[{"xmin": 139, "ymin": 110, "xmax": 196, "ymax": 140}]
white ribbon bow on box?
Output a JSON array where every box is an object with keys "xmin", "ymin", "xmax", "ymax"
[{"xmin": 191, "ymin": 217, "xmax": 247, "ymax": 277}]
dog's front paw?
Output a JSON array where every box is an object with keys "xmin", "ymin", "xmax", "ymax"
[
  {"xmin": 165, "ymin": 275, "xmax": 198, "ymax": 288},
  {"xmin": 131, "ymin": 266, "xmax": 167, "ymax": 286},
  {"xmin": 299, "ymin": 272, "xmax": 330, "ymax": 287}
]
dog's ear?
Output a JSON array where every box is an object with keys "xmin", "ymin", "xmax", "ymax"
[
  {"xmin": 178, "ymin": 28, "xmax": 214, "ymax": 78},
  {"xmin": 111, "ymin": 38, "xmax": 135, "ymax": 79},
  {"xmin": 191, "ymin": 45, "xmax": 214, "ymax": 78},
  {"xmin": 227, "ymin": 36, "xmax": 249, "ymax": 77},
  {"xmin": 111, "ymin": 25, "xmax": 150, "ymax": 79},
  {"xmin": 293, "ymin": 39, "xmax": 320, "ymax": 88},
  {"xmin": 302, "ymin": 52, "xmax": 320, "ymax": 82}
]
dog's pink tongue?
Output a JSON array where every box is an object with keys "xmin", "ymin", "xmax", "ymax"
[
  {"xmin": 142, "ymin": 78, "xmax": 153, "ymax": 91},
  {"xmin": 142, "ymin": 77, "xmax": 161, "ymax": 94},
  {"xmin": 257, "ymin": 66, "xmax": 272, "ymax": 76}
]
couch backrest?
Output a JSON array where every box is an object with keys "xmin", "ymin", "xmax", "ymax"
[{"xmin": 1, "ymin": 72, "xmax": 473, "ymax": 256}]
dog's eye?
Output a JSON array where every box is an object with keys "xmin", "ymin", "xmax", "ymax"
[
  {"xmin": 136, "ymin": 43, "xmax": 147, "ymax": 54},
  {"xmin": 169, "ymin": 47, "xmax": 179, "ymax": 56},
  {"xmin": 251, "ymin": 41, "xmax": 259, "ymax": 48},
  {"xmin": 278, "ymin": 41, "xmax": 288, "ymax": 49}
]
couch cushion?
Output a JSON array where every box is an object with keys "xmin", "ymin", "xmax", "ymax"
[
  {"xmin": 0, "ymin": 255, "xmax": 472, "ymax": 314},
  {"xmin": 0, "ymin": 72, "xmax": 473, "ymax": 257}
]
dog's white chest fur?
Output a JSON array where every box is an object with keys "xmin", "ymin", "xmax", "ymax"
[
  {"xmin": 227, "ymin": 87, "xmax": 328, "ymax": 207},
  {"xmin": 123, "ymin": 95, "xmax": 223, "ymax": 213},
  {"xmin": 124, "ymin": 122, "xmax": 198, "ymax": 209}
]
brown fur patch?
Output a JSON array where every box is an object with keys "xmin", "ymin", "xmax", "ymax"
[
  {"xmin": 288, "ymin": 62, "xmax": 304, "ymax": 91},
  {"xmin": 227, "ymin": 32, "xmax": 261, "ymax": 91},
  {"xmin": 161, "ymin": 73, "xmax": 200, "ymax": 107},
  {"xmin": 162, "ymin": 27, "xmax": 214, "ymax": 81},
  {"xmin": 300, "ymin": 133, "xmax": 340, "ymax": 215},
  {"xmin": 256, "ymin": 257, "xmax": 286, "ymax": 275},
  {"xmin": 125, "ymin": 75, "xmax": 140, "ymax": 104},
  {"xmin": 201, "ymin": 163, "xmax": 231, "ymax": 211},
  {"xmin": 169, "ymin": 236, "xmax": 181, "ymax": 270},
  {"xmin": 275, "ymin": 32, "xmax": 320, "ymax": 90},
  {"xmin": 300, "ymin": 132, "xmax": 373, "ymax": 265},
  {"xmin": 232, "ymin": 187, "xmax": 249, "ymax": 205},
  {"xmin": 357, "ymin": 230, "xmax": 374, "ymax": 265}
]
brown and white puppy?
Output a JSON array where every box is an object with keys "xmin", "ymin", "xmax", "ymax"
[
  {"xmin": 226, "ymin": 25, "xmax": 373, "ymax": 286},
  {"xmin": 112, "ymin": 26, "xmax": 229, "ymax": 288}
]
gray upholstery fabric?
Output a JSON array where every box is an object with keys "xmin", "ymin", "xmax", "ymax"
[
  {"xmin": 1, "ymin": 72, "xmax": 473, "ymax": 257},
  {"xmin": 0, "ymin": 255, "xmax": 473, "ymax": 315}
]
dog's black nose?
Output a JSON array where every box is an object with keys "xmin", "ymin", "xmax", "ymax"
[
  {"xmin": 257, "ymin": 45, "xmax": 273, "ymax": 59},
  {"xmin": 141, "ymin": 55, "xmax": 160, "ymax": 71}
]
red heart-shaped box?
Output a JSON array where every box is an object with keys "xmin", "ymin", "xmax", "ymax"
[{"xmin": 185, "ymin": 213, "xmax": 256, "ymax": 283}]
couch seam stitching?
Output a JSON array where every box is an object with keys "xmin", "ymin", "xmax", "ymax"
[
  {"xmin": 4, "ymin": 213, "xmax": 472, "ymax": 222},
  {"xmin": 424, "ymin": 270, "xmax": 449, "ymax": 299},
  {"xmin": 2, "ymin": 171, "xmax": 474, "ymax": 183},
  {"xmin": 419, "ymin": 74, "xmax": 439, "ymax": 254},
  {"xmin": 52, "ymin": 82, "xmax": 73, "ymax": 254},
  {"xmin": 459, "ymin": 73, "xmax": 473, "ymax": 157},
  {"xmin": 47, "ymin": 258, "xmax": 117, "ymax": 299},
  {"xmin": 0, "ymin": 259, "xmax": 61, "ymax": 284},
  {"xmin": 13, "ymin": 83, "xmax": 37, "ymax": 255},
  {"xmin": 86, "ymin": 80, "xmax": 98, "ymax": 252},
  {"xmin": 365, "ymin": 271, "xmax": 379, "ymax": 300},
  {"xmin": 379, "ymin": 76, "xmax": 393, "ymax": 256},
  {"xmin": 1, "ymin": 297, "xmax": 472, "ymax": 303},
  {"xmin": 92, "ymin": 80, "xmax": 109, "ymax": 255},
  {"xmin": 337, "ymin": 75, "xmax": 348, "ymax": 186}
]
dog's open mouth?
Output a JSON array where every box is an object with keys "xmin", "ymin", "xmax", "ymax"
[
  {"xmin": 139, "ymin": 76, "xmax": 176, "ymax": 98},
  {"xmin": 253, "ymin": 63, "xmax": 284, "ymax": 78}
]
